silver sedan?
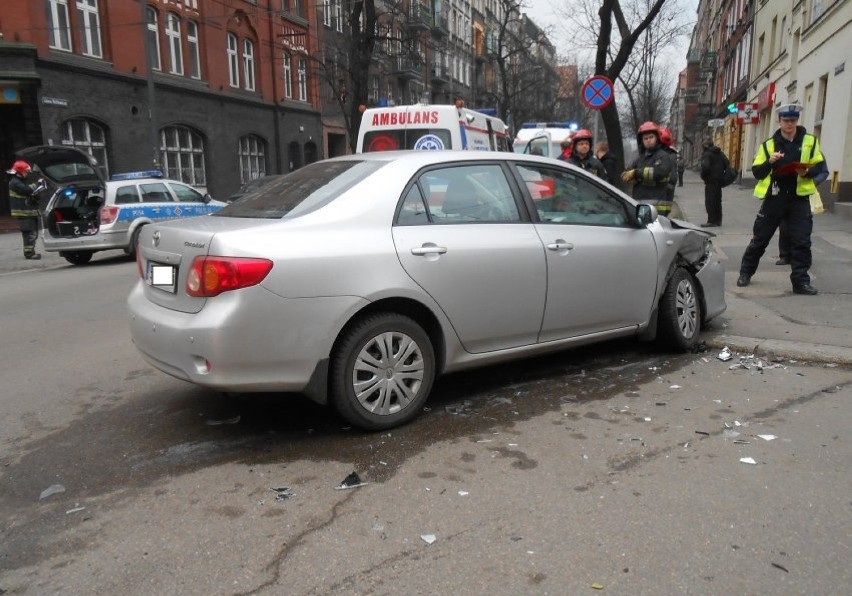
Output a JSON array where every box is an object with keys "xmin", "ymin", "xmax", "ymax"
[{"xmin": 128, "ymin": 151, "xmax": 725, "ymax": 430}]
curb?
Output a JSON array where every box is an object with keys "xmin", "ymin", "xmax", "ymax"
[{"xmin": 704, "ymin": 334, "xmax": 852, "ymax": 368}]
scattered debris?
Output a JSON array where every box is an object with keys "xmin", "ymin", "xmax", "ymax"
[
  {"xmin": 733, "ymin": 440, "xmax": 751, "ymax": 445},
  {"xmin": 206, "ymin": 415, "xmax": 241, "ymax": 426},
  {"xmin": 643, "ymin": 417, "xmax": 651, "ymax": 422},
  {"xmin": 269, "ymin": 487, "xmax": 295, "ymax": 501},
  {"xmin": 655, "ymin": 402, "xmax": 667, "ymax": 406},
  {"xmin": 717, "ymin": 347, "xmax": 733, "ymax": 361},
  {"xmin": 335, "ymin": 471, "xmax": 367, "ymax": 490},
  {"xmin": 591, "ymin": 583, "xmax": 605, "ymax": 590},
  {"xmin": 39, "ymin": 484, "xmax": 65, "ymax": 500},
  {"xmin": 739, "ymin": 457, "xmax": 758, "ymax": 465},
  {"xmin": 65, "ymin": 504, "xmax": 86, "ymax": 514},
  {"xmin": 771, "ymin": 562, "xmax": 789, "ymax": 573},
  {"xmin": 421, "ymin": 534, "xmax": 437, "ymax": 545},
  {"xmin": 723, "ymin": 429, "xmax": 741, "ymax": 439},
  {"xmin": 757, "ymin": 434, "xmax": 777, "ymax": 441},
  {"xmin": 695, "ymin": 431, "xmax": 710, "ymax": 436},
  {"xmin": 669, "ymin": 385, "xmax": 682, "ymax": 390},
  {"xmin": 458, "ymin": 491, "xmax": 469, "ymax": 496}
]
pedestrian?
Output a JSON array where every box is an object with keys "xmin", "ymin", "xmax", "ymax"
[
  {"xmin": 621, "ymin": 121, "xmax": 676, "ymax": 216},
  {"xmin": 567, "ymin": 129, "xmax": 606, "ymax": 179},
  {"xmin": 6, "ymin": 160, "xmax": 44, "ymax": 260},
  {"xmin": 676, "ymin": 155, "xmax": 685, "ymax": 187},
  {"xmin": 556, "ymin": 139, "xmax": 572, "ymax": 162},
  {"xmin": 736, "ymin": 102, "xmax": 828, "ymax": 295},
  {"xmin": 699, "ymin": 138, "xmax": 729, "ymax": 227},
  {"xmin": 595, "ymin": 141, "xmax": 619, "ymax": 186},
  {"xmin": 658, "ymin": 127, "xmax": 678, "ymax": 204}
]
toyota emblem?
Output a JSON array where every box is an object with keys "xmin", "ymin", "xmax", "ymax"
[{"xmin": 152, "ymin": 230, "xmax": 160, "ymax": 247}]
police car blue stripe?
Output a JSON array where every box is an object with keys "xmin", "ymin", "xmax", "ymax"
[{"xmin": 116, "ymin": 203, "xmax": 223, "ymax": 222}]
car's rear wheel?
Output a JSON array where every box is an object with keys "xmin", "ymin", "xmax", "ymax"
[
  {"xmin": 61, "ymin": 250, "xmax": 93, "ymax": 265},
  {"xmin": 330, "ymin": 313, "xmax": 435, "ymax": 431},
  {"xmin": 125, "ymin": 226, "xmax": 143, "ymax": 259},
  {"xmin": 657, "ymin": 267, "xmax": 701, "ymax": 351}
]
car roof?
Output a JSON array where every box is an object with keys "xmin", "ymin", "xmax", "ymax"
[{"xmin": 323, "ymin": 150, "xmax": 570, "ymax": 168}]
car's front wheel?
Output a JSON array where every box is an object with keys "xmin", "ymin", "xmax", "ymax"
[
  {"xmin": 60, "ymin": 250, "xmax": 94, "ymax": 265},
  {"xmin": 657, "ymin": 267, "xmax": 701, "ymax": 351},
  {"xmin": 330, "ymin": 313, "xmax": 435, "ymax": 431}
]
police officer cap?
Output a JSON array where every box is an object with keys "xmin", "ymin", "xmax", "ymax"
[{"xmin": 778, "ymin": 102, "xmax": 803, "ymax": 118}]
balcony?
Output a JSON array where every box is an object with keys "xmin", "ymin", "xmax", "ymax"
[
  {"xmin": 431, "ymin": 13, "xmax": 449, "ymax": 37},
  {"xmin": 407, "ymin": 3, "xmax": 430, "ymax": 32},
  {"xmin": 391, "ymin": 56, "xmax": 424, "ymax": 80},
  {"xmin": 431, "ymin": 61, "xmax": 449, "ymax": 85}
]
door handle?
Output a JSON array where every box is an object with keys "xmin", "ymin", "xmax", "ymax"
[
  {"xmin": 546, "ymin": 242, "xmax": 574, "ymax": 251},
  {"xmin": 411, "ymin": 245, "xmax": 448, "ymax": 255}
]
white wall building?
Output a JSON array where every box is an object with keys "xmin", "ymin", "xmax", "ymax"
[{"xmin": 744, "ymin": 0, "xmax": 850, "ymax": 208}]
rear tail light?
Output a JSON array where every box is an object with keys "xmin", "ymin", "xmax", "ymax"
[
  {"xmin": 186, "ymin": 256, "xmax": 273, "ymax": 297},
  {"xmin": 100, "ymin": 205, "xmax": 119, "ymax": 224}
]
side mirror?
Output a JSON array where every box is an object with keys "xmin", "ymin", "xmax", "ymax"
[
  {"xmin": 636, "ymin": 203, "xmax": 658, "ymax": 226},
  {"xmin": 203, "ymin": 193, "xmax": 212, "ymax": 204}
]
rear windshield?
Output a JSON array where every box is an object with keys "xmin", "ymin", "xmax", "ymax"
[
  {"xmin": 362, "ymin": 129, "xmax": 452, "ymax": 152},
  {"xmin": 42, "ymin": 162, "xmax": 101, "ymax": 184},
  {"xmin": 215, "ymin": 160, "xmax": 386, "ymax": 219}
]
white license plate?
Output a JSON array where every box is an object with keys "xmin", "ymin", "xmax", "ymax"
[{"xmin": 148, "ymin": 263, "xmax": 177, "ymax": 293}]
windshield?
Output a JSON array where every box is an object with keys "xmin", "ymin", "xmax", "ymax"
[{"xmin": 215, "ymin": 160, "xmax": 387, "ymax": 219}]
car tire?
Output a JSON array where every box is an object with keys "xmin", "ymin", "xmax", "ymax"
[
  {"xmin": 125, "ymin": 226, "xmax": 143, "ymax": 259},
  {"xmin": 657, "ymin": 267, "xmax": 701, "ymax": 351},
  {"xmin": 61, "ymin": 250, "xmax": 94, "ymax": 266},
  {"xmin": 330, "ymin": 313, "xmax": 435, "ymax": 431}
]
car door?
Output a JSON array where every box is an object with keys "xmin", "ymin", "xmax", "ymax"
[
  {"xmin": 168, "ymin": 181, "xmax": 216, "ymax": 216},
  {"xmin": 513, "ymin": 162, "xmax": 659, "ymax": 342},
  {"xmin": 392, "ymin": 163, "xmax": 547, "ymax": 354}
]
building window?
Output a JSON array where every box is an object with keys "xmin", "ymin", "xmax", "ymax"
[
  {"xmin": 323, "ymin": 0, "xmax": 331, "ymax": 27},
  {"xmin": 238, "ymin": 135, "xmax": 267, "ymax": 185},
  {"xmin": 76, "ymin": 0, "xmax": 102, "ymax": 57},
  {"xmin": 47, "ymin": 0, "xmax": 73, "ymax": 51},
  {"xmin": 371, "ymin": 75, "xmax": 379, "ymax": 103},
  {"xmin": 160, "ymin": 126, "xmax": 206, "ymax": 187},
  {"xmin": 227, "ymin": 33, "xmax": 239, "ymax": 87},
  {"xmin": 146, "ymin": 7, "xmax": 161, "ymax": 71},
  {"xmin": 166, "ymin": 13, "xmax": 183, "ymax": 75},
  {"xmin": 298, "ymin": 57, "xmax": 307, "ymax": 101},
  {"xmin": 243, "ymin": 39, "xmax": 255, "ymax": 91},
  {"xmin": 187, "ymin": 21, "xmax": 201, "ymax": 79},
  {"xmin": 62, "ymin": 118, "xmax": 109, "ymax": 177},
  {"xmin": 283, "ymin": 53, "xmax": 293, "ymax": 98}
]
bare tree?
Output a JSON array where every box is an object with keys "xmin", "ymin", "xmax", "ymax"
[{"xmin": 555, "ymin": 0, "xmax": 688, "ymax": 180}]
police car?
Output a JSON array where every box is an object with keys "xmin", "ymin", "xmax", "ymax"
[{"xmin": 17, "ymin": 146, "xmax": 225, "ymax": 265}]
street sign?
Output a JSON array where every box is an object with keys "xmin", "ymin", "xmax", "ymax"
[
  {"xmin": 707, "ymin": 118, "xmax": 725, "ymax": 127},
  {"xmin": 737, "ymin": 102, "xmax": 760, "ymax": 124},
  {"xmin": 581, "ymin": 76, "xmax": 614, "ymax": 110}
]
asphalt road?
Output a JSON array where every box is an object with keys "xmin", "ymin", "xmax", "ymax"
[{"xmin": 1, "ymin": 231, "xmax": 851, "ymax": 594}]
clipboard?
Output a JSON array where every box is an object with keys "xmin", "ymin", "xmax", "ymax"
[{"xmin": 774, "ymin": 161, "xmax": 807, "ymax": 176}]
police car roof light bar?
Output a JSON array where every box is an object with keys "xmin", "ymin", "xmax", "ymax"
[
  {"xmin": 520, "ymin": 122, "xmax": 575, "ymax": 129},
  {"xmin": 111, "ymin": 170, "xmax": 164, "ymax": 181}
]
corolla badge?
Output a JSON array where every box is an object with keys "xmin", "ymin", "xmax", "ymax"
[{"xmin": 152, "ymin": 230, "xmax": 160, "ymax": 247}]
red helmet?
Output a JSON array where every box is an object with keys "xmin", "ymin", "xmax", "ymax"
[
  {"xmin": 572, "ymin": 129, "xmax": 593, "ymax": 145},
  {"xmin": 636, "ymin": 121, "xmax": 660, "ymax": 144},
  {"xmin": 658, "ymin": 127, "xmax": 673, "ymax": 147},
  {"xmin": 8, "ymin": 160, "xmax": 32, "ymax": 176}
]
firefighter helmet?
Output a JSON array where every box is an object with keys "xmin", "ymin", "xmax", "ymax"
[
  {"xmin": 636, "ymin": 121, "xmax": 660, "ymax": 144},
  {"xmin": 7, "ymin": 160, "xmax": 32, "ymax": 177},
  {"xmin": 658, "ymin": 127, "xmax": 674, "ymax": 148}
]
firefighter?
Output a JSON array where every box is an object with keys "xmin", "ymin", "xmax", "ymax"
[
  {"xmin": 658, "ymin": 127, "xmax": 678, "ymax": 202},
  {"xmin": 621, "ymin": 122, "xmax": 675, "ymax": 215},
  {"xmin": 7, "ymin": 160, "xmax": 44, "ymax": 260},
  {"xmin": 566, "ymin": 129, "xmax": 606, "ymax": 179},
  {"xmin": 736, "ymin": 102, "xmax": 828, "ymax": 295}
]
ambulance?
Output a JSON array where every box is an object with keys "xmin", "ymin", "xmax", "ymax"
[
  {"xmin": 513, "ymin": 122, "xmax": 578, "ymax": 159},
  {"xmin": 356, "ymin": 101, "xmax": 510, "ymax": 153}
]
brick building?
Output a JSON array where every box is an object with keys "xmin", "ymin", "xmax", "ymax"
[{"xmin": 0, "ymin": 0, "xmax": 322, "ymax": 214}]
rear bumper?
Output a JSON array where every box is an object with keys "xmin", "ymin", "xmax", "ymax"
[
  {"xmin": 127, "ymin": 281, "xmax": 368, "ymax": 394},
  {"xmin": 43, "ymin": 228, "xmax": 129, "ymax": 253}
]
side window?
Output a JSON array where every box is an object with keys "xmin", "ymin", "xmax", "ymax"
[
  {"xmin": 114, "ymin": 185, "xmax": 140, "ymax": 204},
  {"xmin": 396, "ymin": 185, "xmax": 430, "ymax": 225},
  {"xmin": 139, "ymin": 182, "xmax": 173, "ymax": 203},
  {"xmin": 419, "ymin": 164, "xmax": 520, "ymax": 223},
  {"xmin": 169, "ymin": 182, "xmax": 204, "ymax": 202},
  {"xmin": 516, "ymin": 164, "xmax": 630, "ymax": 226}
]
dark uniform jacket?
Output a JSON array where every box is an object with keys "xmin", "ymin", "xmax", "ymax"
[
  {"xmin": 568, "ymin": 153, "xmax": 606, "ymax": 179},
  {"xmin": 700, "ymin": 146, "xmax": 728, "ymax": 184},
  {"xmin": 8, "ymin": 176, "xmax": 40, "ymax": 218},
  {"xmin": 597, "ymin": 152, "xmax": 619, "ymax": 186},
  {"xmin": 628, "ymin": 143, "xmax": 674, "ymax": 201}
]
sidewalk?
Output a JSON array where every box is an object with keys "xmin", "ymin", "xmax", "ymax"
[{"xmin": 674, "ymin": 172, "xmax": 852, "ymax": 365}]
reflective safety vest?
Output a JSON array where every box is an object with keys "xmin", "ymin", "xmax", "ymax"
[{"xmin": 753, "ymin": 134, "xmax": 823, "ymax": 199}]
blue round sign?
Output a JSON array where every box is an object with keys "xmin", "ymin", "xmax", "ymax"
[
  {"xmin": 413, "ymin": 134, "xmax": 445, "ymax": 150},
  {"xmin": 581, "ymin": 76, "xmax": 614, "ymax": 110}
]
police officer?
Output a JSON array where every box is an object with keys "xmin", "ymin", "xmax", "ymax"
[
  {"xmin": 622, "ymin": 122, "xmax": 675, "ymax": 215},
  {"xmin": 567, "ymin": 129, "xmax": 606, "ymax": 179},
  {"xmin": 7, "ymin": 160, "xmax": 43, "ymax": 260},
  {"xmin": 737, "ymin": 102, "xmax": 828, "ymax": 295}
]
